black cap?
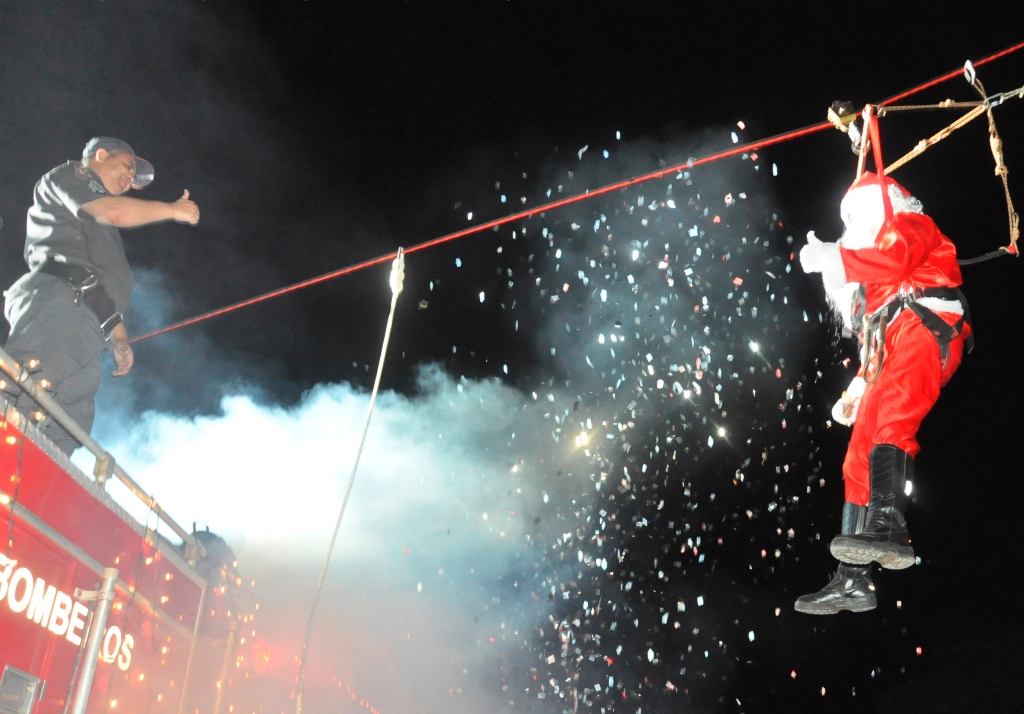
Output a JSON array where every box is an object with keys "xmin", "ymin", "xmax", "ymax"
[{"xmin": 82, "ymin": 137, "xmax": 155, "ymax": 189}]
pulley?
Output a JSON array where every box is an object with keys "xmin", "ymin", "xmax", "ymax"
[{"xmin": 828, "ymin": 100, "xmax": 866, "ymax": 155}]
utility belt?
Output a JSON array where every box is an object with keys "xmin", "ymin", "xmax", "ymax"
[
  {"xmin": 38, "ymin": 259, "xmax": 123, "ymax": 338},
  {"xmin": 860, "ymin": 286, "xmax": 973, "ymax": 380}
]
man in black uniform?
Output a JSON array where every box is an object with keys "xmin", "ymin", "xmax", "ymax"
[{"xmin": 4, "ymin": 137, "xmax": 200, "ymax": 454}]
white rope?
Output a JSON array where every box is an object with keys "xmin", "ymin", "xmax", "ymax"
[{"xmin": 295, "ymin": 247, "xmax": 405, "ymax": 714}]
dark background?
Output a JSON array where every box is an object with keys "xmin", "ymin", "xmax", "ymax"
[{"xmin": 2, "ymin": 2, "xmax": 1024, "ymax": 711}]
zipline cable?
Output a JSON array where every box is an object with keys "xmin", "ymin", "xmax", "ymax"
[
  {"xmin": 131, "ymin": 40, "xmax": 1024, "ymax": 345},
  {"xmin": 879, "ymin": 40, "xmax": 1024, "ymax": 106},
  {"xmin": 130, "ymin": 121, "xmax": 828, "ymax": 344}
]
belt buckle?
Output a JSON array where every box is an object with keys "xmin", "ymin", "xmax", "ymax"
[
  {"xmin": 897, "ymin": 285, "xmax": 921, "ymax": 302},
  {"xmin": 73, "ymin": 270, "xmax": 98, "ymax": 306}
]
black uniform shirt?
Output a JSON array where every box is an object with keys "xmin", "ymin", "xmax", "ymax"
[{"xmin": 24, "ymin": 161, "xmax": 133, "ymax": 313}]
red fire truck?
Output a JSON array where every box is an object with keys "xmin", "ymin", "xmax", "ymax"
[{"xmin": 0, "ymin": 347, "xmax": 256, "ymax": 714}]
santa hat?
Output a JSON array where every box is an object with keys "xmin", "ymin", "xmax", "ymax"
[{"xmin": 840, "ymin": 171, "xmax": 922, "ymax": 230}]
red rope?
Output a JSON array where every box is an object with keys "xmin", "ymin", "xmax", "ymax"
[
  {"xmin": 880, "ymin": 39, "xmax": 1024, "ymax": 106},
  {"xmin": 132, "ymin": 122, "xmax": 829, "ymax": 344},
  {"xmin": 131, "ymin": 41, "xmax": 1024, "ymax": 344}
]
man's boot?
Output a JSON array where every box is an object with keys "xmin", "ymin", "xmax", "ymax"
[
  {"xmin": 794, "ymin": 502, "xmax": 876, "ymax": 614},
  {"xmin": 830, "ymin": 444, "xmax": 916, "ymax": 569}
]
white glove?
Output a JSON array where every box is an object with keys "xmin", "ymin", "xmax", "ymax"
[
  {"xmin": 799, "ymin": 231, "xmax": 846, "ymax": 290},
  {"xmin": 799, "ymin": 231, "xmax": 824, "ymax": 273},
  {"xmin": 831, "ymin": 376, "xmax": 866, "ymax": 427}
]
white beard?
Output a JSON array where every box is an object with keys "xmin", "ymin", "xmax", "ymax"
[
  {"xmin": 824, "ymin": 220, "xmax": 872, "ymax": 332},
  {"xmin": 825, "ymin": 280, "xmax": 860, "ymax": 333}
]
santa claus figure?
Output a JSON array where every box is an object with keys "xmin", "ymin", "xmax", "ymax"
[{"xmin": 795, "ymin": 171, "xmax": 971, "ymax": 614}]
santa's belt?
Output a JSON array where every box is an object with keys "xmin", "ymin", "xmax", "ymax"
[
  {"xmin": 37, "ymin": 259, "xmax": 123, "ymax": 338},
  {"xmin": 912, "ymin": 286, "xmax": 963, "ymax": 311}
]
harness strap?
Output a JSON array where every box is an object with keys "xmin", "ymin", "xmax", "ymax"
[
  {"xmin": 856, "ymin": 109, "xmax": 895, "ymax": 224},
  {"xmin": 879, "ymin": 69, "xmax": 1019, "ymax": 262},
  {"xmin": 906, "ymin": 288, "xmax": 974, "ymax": 359},
  {"xmin": 860, "ymin": 288, "xmax": 973, "ymax": 381},
  {"xmin": 958, "ymin": 247, "xmax": 1015, "ymax": 266}
]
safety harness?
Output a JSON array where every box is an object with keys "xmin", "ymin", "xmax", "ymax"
[
  {"xmin": 848, "ymin": 110, "xmax": 975, "ymax": 383},
  {"xmin": 859, "ymin": 287, "xmax": 974, "ymax": 383}
]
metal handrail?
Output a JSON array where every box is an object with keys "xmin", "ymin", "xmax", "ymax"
[
  {"xmin": 0, "ymin": 345, "xmax": 206, "ymax": 563},
  {"xmin": 69, "ymin": 567, "xmax": 119, "ymax": 714}
]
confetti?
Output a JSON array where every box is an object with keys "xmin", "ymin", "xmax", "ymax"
[{"xmin": 435, "ymin": 127, "xmax": 900, "ymax": 711}]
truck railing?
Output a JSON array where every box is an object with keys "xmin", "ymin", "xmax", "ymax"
[
  {"xmin": 0, "ymin": 344, "xmax": 206, "ymax": 564},
  {"xmin": 0, "ymin": 491, "xmax": 200, "ymax": 641}
]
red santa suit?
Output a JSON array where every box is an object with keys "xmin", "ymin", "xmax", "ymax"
[
  {"xmin": 826, "ymin": 173, "xmax": 970, "ymax": 505},
  {"xmin": 795, "ymin": 162, "xmax": 971, "ymax": 613}
]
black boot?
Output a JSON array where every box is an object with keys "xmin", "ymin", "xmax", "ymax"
[
  {"xmin": 830, "ymin": 444, "xmax": 916, "ymax": 570},
  {"xmin": 795, "ymin": 502, "xmax": 876, "ymax": 614}
]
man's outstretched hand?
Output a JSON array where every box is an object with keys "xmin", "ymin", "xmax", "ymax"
[{"xmin": 171, "ymin": 189, "xmax": 200, "ymax": 225}]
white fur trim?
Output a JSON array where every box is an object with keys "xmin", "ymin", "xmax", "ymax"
[
  {"xmin": 846, "ymin": 376, "xmax": 866, "ymax": 399},
  {"xmin": 841, "ymin": 186, "xmax": 885, "ymax": 232},
  {"xmin": 840, "ymin": 183, "xmax": 924, "ymax": 250},
  {"xmin": 915, "ymin": 297, "xmax": 963, "ymax": 315},
  {"xmin": 832, "ymin": 397, "xmax": 855, "ymax": 426},
  {"xmin": 818, "ymin": 242, "xmax": 846, "ymax": 292},
  {"xmin": 841, "ymin": 183, "xmax": 923, "ymax": 226}
]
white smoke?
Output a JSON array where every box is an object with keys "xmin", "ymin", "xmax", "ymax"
[{"xmin": 74, "ymin": 275, "xmax": 591, "ymax": 711}]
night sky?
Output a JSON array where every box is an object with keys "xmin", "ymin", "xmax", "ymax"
[{"xmin": 2, "ymin": 2, "xmax": 1024, "ymax": 713}]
